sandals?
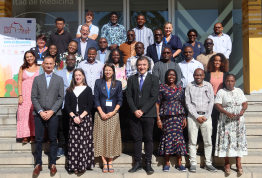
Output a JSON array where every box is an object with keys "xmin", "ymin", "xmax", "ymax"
[
  {"xmin": 237, "ymin": 168, "xmax": 244, "ymax": 175},
  {"xmin": 108, "ymin": 164, "xmax": 114, "ymax": 173},
  {"xmin": 22, "ymin": 137, "xmax": 29, "ymax": 144},
  {"xmin": 102, "ymin": 164, "xmax": 108, "ymax": 173},
  {"xmin": 224, "ymin": 166, "xmax": 231, "ymax": 175},
  {"xmin": 30, "ymin": 136, "xmax": 35, "ymax": 144}
]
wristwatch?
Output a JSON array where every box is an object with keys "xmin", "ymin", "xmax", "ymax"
[{"xmin": 72, "ymin": 116, "xmax": 76, "ymax": 119}]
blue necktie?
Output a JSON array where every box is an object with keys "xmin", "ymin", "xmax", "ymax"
[
  {"xmin": 157, "ymin": 45, "xmax": 161, "ymax": 60},
  {"xmin": 139, "ymin": 75, "xmax": 144, "ymax": 91}
]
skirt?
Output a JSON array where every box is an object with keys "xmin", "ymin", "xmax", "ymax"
[
  {"xmin": 67, "ymin": 114, "xmax": 94, "ymax": 172},
  {"xmin": 158, "ymin": 115, "xmax": 187, "ymax": 155},
  {"xmin": 93, "ymin": 112, "xmax": 122, "ymax": 158}
]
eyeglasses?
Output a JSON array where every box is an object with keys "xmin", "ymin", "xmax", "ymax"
[
  {"xmin": 214, "ymin": 27, "xmax": 222, "ymax": 29},
  {"xmin": 204, "ymin": 43, "xmax": 213, "ymax": 45}
]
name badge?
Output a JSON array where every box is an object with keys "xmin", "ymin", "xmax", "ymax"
[
  {"xmin": 106, "ymin": 100, "xmax": 112, "ymax": 107},
  {"xmin": 37, "ymin": 60, "xmax": 43, "ymax": 65}
]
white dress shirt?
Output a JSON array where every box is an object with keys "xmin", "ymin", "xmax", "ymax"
[
  {"xmin": 138, "ymin": 72, "xmax": 148, "ymax": 85},
  {"xmin": 208, "ymin": 33, "xmax": 232, "ymax": 59},
  {"xmin": 156, "ymin": 41, "xmax": 163, "ymax": 60},
  {"xmin": 80, "ymin": 38, "xmax": 88, "ymax": 59},
  {"xmin": 178, "ymin": 58, "xmax": 204, "ymax": 88}
]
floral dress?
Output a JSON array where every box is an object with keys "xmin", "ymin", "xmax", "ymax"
[
  {"xmin": 157, "ymin": 84, "xmax": 187, "ymax": 155},
  {"xmin": 214, "ymin": 87, "xmax": 248, "ymax": 157},
  {"xmin": 114, "ymin": 64, "xmax": 127, "ymax": 90}
]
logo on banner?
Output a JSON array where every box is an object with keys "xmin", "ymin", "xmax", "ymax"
[{"xmin": 4, "ymin": 21, "xmax": 32, "ymax": 34}]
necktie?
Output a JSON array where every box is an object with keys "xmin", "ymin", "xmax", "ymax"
[
  {"xmin": 139, "ymin": 75, "xmax": 144, "ymax": 91},
  {"xmin": 157, "ymin": 45, "xmax": 161, "ymax": 60}
]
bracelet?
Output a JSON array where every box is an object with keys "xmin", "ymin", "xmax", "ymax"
[
  {"xmin": 241, "ymin": 109, "xmax": 246, "ymax": 112},
  {"xmin": 157, "ymin": 120, "xmax": 161, "ymax": 122},
  {"xmin": 72, "ymin": 115, "xmax": 76, "ymax": 119},
  {"xmin": 114, "ymin": 109, "xmax": 118, "ymax": 113},
  {"xmin": 19, "ymin": 95, "xmax": 22, "ymax": 97}
]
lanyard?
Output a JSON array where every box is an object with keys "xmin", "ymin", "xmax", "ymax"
[
  {"xmin": 106, "ymin": 82, "xmax": 111, "ymax": 99},
  {"xmin": 164, "ymin": 35, "xmax": 172, "ymax": 44},
  {"xmin": 37, "ymin": 46, "xmax": 45, "ymax": 58},
  {"xmin": 89, "ymin": 24, "xmax": 92, "ymax": 31}
]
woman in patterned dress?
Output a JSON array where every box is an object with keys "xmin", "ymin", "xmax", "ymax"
[
  {"xmin": 214, "ymin": 74, "xmax": 248, "ymax": 175},
  {"xmin": 93, "ymin": 63, "xmax": 123, "ymax": 173},
  {"xmin": 156, "ymin": 69, "xmax": 187, "ymax": 172},
  {"xmin": 64, "ymin": 68, "xmax": 94, "ymax": 173},
  {"xmin": 17, "ymin": 51, "xmax": 39, "ymax": 143},
  {"xmin": 39, "ymin": 44, "xmax": 59, "ymax": 74}
]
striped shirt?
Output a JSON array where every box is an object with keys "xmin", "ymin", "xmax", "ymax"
[
  {"xmin": 185, "ymin": 81, "xmax": 214, "ymax": 120},
  {"xmin": 133, "ymin": 26, "xmax": 154, "ymax": 54}
]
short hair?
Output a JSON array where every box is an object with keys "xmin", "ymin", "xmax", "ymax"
[
  {"xmin": 36, "ymin": 34, "xmax": 47, "ymax": 42},
  {"xmin": 107, "ymin": 48, "xmax": 124, "ymax": 67},
  {"xmin": 225, "ymin": 73, "xmax": 236, "ymax": 81},
  {"xmin": 137, "ymin": 14, "xmax": 145, "ymax": 19},
  {"xmin": 135, "ymin": 56, "xmax": 151, "ymax": 71},
  {"xmin": 164, "ymin": 22, "xmax": 173, "ymax": 28},
  {"xmin": 183, "ymin": 46, "xmax": 193, "ymax": 51},
  {"xmin": 81, "ymin": 24, "xmax": 90, "ymax": 31},
  {"xmin": 85, "ymin": 11, "xmax": 94, "ymax": 19},
  {"xmin": 164, "ymin": 69, "xmax": 178, "ymax": 84},
  {"xmin": 187, "ymin": 29, "xmax": 198, "ymax": 37},
  {"xmin": 127, "ymin": 29, "xmax": 135, "ymax": 33},
  {"xmin": 88, "ymin": 47, "xmax": 97, "ymax": 53},
  {"xmin": 21, "ymin": 50, "xmax": 36, "ymax": 70},
  {"xmin": 110, "ymin": 12, "xmax": 118, "ymax": 18},
  {"xmin": 55, "ymin": 17, "xmax": 65, "ymax": 23},
  {"xmin": 207, "ymin": 53, "xmax": 228, "ymax": 72},
  {"xmin": 66, "ymin": 54, "xmax": 76, "ymax": 60},
  {"xmin": 44, "ymin": 56, "xmax": 54, "ymax": 62}
]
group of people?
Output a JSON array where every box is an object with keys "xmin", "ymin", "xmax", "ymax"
[{"xmin": 16, "ymin": 11, "xmax": 248, "ymax": 176}]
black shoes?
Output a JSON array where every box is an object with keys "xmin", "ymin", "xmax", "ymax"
[
  {"xmin": 145, "ymin": 162, "xmax": 154, "ymax": 174},
  {"xmin": 128, "ymin": 162, "xmax": 142, "ymax": 173}
]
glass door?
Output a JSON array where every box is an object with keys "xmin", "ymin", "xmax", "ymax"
[
  {"xmin": 129, "ymin": 0, "xmax": 168, "ymax": 32},
  {"xmin": 85, "ymin": 0, "xmax": 124, "ymax": 41}
]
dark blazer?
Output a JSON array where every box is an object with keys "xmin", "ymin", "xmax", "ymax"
[
  {"xmin": 64, "ymin": 86, "xmax": 93, "ymax": 115},
  {"xmin": 146, "ymin": 42, "xmax": 174, "ymax": 63},
  {"xmin": 31, "ymin": 73, "xmax": 64, "ymax": 115},
  {"xmin": 204, "ymin": 72, "xmax": 229, "ymax": 88},
  {"xmin": 94, "ymin": 79, "xmax": 123, "ymax": 114},
  {"xmin": 74, "ymin": 37, "xmax": 98, "ymax": 61},
  {"xmin": 126, "ymin": 73, "xmax": 159, "ymax": 118}
]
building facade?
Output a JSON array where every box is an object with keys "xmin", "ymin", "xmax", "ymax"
[{"xmin": 9, "ymin": 0, "xmax": 260, "ymax": 92}]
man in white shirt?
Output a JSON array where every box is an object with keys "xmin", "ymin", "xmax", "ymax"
[
  {"xmin": 76, "ymin": 11, "xmax": 99, "ymax": 40},
  {"xmin": 208, "ymin": 23, "xmax": 232, "ymax": 59},
  {"xmin": 179, "ymin": 46, "xmax": 204, "ymax": 89}
]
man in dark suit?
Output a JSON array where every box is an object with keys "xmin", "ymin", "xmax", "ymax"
[
  {"xmin": 95, "ymin": 37, "xmax": 111, "ymax": 63},
  {"xmin": 74, "ymin": 24, "xmax": 98, "ymax": 61},
  {"xmin": 146, "ymin": 29, "xmax": 173, "ymax": 63},
  {"xmin": 126, "ymin": 56, "xmax": 159, "ymax": 174},
  {"xmin": 56, "ymin": 54, "xmax": 76, "ymax": 157},
  {"xmin": 31, "ymin": 56, "xmax": 64, "ymax": 175}
]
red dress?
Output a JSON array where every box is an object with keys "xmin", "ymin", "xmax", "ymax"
[{"xmin": 16, "ymin": 70, "xmax": 39, "ymax": 138}]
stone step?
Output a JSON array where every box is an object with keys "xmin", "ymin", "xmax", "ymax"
[
  {"xmin": 0, "ymin": 98, "xmax": 18, "ymax": 105},
  {"xmin": 246, "ymin": 103, "xmax": 262, "ymax": 112},
  {"xmin": 0, "ymin": 152, "xmax": 261, "ymax": 168},
  {"xmin": 0, "ymin": 125, "xmax": 261, "ymax": 139},
  {"xmin": 0, "ymin": 166, "xmax": 261, "ymax": 178},
  {"xmin": 0, "ymin": 166, "xmax": 260, "ymax": 178},
  {"xmin": 0, "ymin": 115, "xmax": 16, "ymax": 126},
  {"xmin": 0, "ymin": 137, "xmax": 261, "ymax": 154},
  {"xmin": 0, "ymin": 106, "xmax": 17, "ymax": 115},
  {"xmin": 245, "ymin": 94, "xmax": 262, "ymax": 102}
]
